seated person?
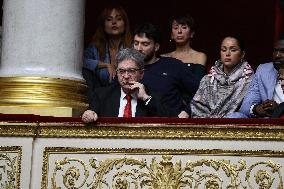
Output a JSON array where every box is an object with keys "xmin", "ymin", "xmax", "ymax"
[
  {"xmin": 82, "ymin": 48, "xmax": 170, "ymax": 123},
  {"xmin": 190, "ymin": 34, "xmax": 254, "ymax": 118},
  {"xmin": 133, "ymin": 23, "xmax": 201, "ymax": 118},
  {"xmin": 228, "ymin": 35, "xmax": 284, "ymax": 118}
]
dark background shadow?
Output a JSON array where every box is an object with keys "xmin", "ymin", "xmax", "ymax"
[
  {"xmin": 0, "ymin": 0, "xmax": 277, "ymax": 70},
  {"xmin": 85, "ymin": 0, "xmax": 277, "ymax": 70}
]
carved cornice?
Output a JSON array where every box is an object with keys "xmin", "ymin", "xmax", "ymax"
[{"xmin": 1, "ymin": 121, "xmax": 284, "ymax": 140}]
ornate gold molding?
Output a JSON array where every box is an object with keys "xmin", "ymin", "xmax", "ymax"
[
  {"xmin": 41, "ymin": 147, "xmax": 284, "ymax": 189},
  {"xmin": 38, "ymin": 122, "xmax": 284, "ymax": 140},
  {"xmin": 1, "ymin": 122, "xmax": 284, "ymax": 140},
  {"xmin": 0, "ymin": 123, "xmax": 38, "ymax": 137},
  {"xmin": 0, "ymin": 146, "xmax": 22, "ymax": 189},
  {"xmin": 0, "ymin": 77, "xmax": 88, "ymax": 116}
]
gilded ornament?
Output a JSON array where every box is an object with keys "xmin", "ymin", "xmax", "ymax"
[
  {"xmin": 246, "ymin": 160, "xmax": 283, "ymax": 189},
  {"xmin": 51, "ymin": 157, "xmax": 89, "ymax": 189},
  {"xmin": 0, "ymin": 153, "xmax": 18, "ymax": 188},
  {"xmin": 42, "ymin": 148, "xmax": 284, "ymax": 189}
]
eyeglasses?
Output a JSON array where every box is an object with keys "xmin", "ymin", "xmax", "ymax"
[{"xmin": 116, "ymin": 68, "xmax": 142, "ymax": 75}]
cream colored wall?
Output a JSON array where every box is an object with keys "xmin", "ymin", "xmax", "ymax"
[{"xmin": 1, "ymin": 122, "xmax": 284, "ymax": 189}]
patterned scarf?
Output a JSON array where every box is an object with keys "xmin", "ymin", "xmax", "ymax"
[{"xmin": 191, "ymin": 60, "xmax": 254, "ymax": 118}]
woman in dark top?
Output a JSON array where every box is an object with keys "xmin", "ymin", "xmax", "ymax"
[{"xmin": 162, "ymin": 13, "xmax": 207, "ymax": 117}]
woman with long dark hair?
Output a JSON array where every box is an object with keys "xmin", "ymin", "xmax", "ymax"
[{"xmin": 83, "ymin": 4, "xmax": 132, "ymax": 97}]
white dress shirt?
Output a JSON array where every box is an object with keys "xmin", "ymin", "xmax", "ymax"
[{"xmin": 273, "ymin": 81, "xmax": 284, "ymax": 103}]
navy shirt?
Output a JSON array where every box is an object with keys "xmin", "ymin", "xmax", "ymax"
[{"xmin": 141, "ymin": 57, "xmax": 201, "ymax": 116}]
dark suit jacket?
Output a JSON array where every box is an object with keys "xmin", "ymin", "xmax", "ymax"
[
  {"xmin": 89, "ymin": 84, "xmax": 171, "ymax": 117},
  {"xmin": 272, "ymin": 102, "xmax": 284, "ymax": 118}
]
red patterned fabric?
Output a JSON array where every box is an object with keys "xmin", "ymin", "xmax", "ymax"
[{"xmin": 123, "ymin": 95, "xmax": 132, "ymax": 117}]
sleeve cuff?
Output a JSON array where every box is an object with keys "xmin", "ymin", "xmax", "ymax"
[{"xmin": 249, "ymin": 104, "xmax": 257, "ymax": 117}]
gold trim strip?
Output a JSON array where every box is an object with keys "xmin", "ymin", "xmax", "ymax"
[
  {"xmin": 1, "ymin": 122, "xmax": 284, "ymax": 140},
  {"xmin": 37, "ymin": 123, "xmax": 284, "ymax": 140},
  {"xmin": 0, "ymin": 123, "xmax": 37, "ymax": 137},
  {"xmin": 43, "ymin": 147, "xmax": 284, "ymax": 157}
]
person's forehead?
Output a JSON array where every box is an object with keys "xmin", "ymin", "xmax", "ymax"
[
  {"xmin": 134, "ymin": 34, "xmax": 152, "ymax": 42},
  {"xmin": 117, "ymin": 59, "xmax": 138, "ymax": 68},
  {"xmin": 109, "ymin": 9, "xmax": 121, "ymax": 16},
  {"xmin": 172, "ymin": 20, "xmax": 188, "ymax": 26}
]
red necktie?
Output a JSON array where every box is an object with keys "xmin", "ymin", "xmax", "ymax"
[{"xmin": 123, "ymin": 95, "xmax": 132, "ymax": 117}]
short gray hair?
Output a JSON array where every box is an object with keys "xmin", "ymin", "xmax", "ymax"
[{"xmin": 116, "ymin": 48, "xmax": 145, "ymax": 70}]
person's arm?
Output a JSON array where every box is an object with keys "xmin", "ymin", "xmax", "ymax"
[
  {"xmin": 252, "ymin": 100, "xmax": 278, "ymax": 117},
  {"xmin": 82, "ymin": 110, "xmax": 98, "ymax": 123},
  {"xmin": 189, "ymin": 77, "xmax": 211, "ymax": 118},
  {"xmin": 83, "ymin": 45, "xmax": 100, "ymax": 71},
  {"xmin": 83, "ymin": 45, "xmax": 116, "ymax": 81},
  {"xmin": 178, "ymin": 110, "xmax": 189, "ymax": 118},
  {"xmin": 238, "ymin": 69, "xmax": 263, "ymax": 117},
  {"xmin": 130, "ymin": 81, "xmax": 172, "ymax": 117},
  {"xmin": 82, "ymin": 88, "xmax": 103, "ymax": 123},
  {"xmin": 143, "ymin": 91, "xmax": 173, "ymax": 117}
]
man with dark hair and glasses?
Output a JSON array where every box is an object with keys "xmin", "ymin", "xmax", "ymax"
[{"xmin": 82, "ymin": 48, "xmax": 170, "ymax": 123}]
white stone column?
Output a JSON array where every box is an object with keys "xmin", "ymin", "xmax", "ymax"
[
  {"xmin": 0, "ymin": 0, "xmax": 85, "ymax": 80},
  {"xmin": 0, "ymin": 0, "xmax": 88, "ymax": 116}
]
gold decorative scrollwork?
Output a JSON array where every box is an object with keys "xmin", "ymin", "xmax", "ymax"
[
  {"xmin": 0, "ymin": 153, "xmax": 18, "ymax": 189},
  {"xmin": 186, "ymin": 158, "xmax": 247, "ymax": 188},
  {"xmin": 43, "ymin": 148, "xmax": 284, "ymax": 189},
  {"xmin": 51, "ymin": 157, "xmax": 89, "ymax": 189},
  {"xmin": 246, "ymin": 160, "xmax": 283, "ymax": 189},
  {"xmin": 88, "ymin": 156, "xmax": 147, "ymax": 189},
  {"xmin": 49, "ymin": 156, "xmax": 260, "ymax": 189}
]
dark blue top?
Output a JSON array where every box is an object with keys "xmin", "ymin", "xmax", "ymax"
[
  {"xmin": 141, "ymin": 57, "xmax": 201, "ymax": 116},
  {"xmin": 184, "ymin": 63, "xmax": 206, "ymax": 79}
]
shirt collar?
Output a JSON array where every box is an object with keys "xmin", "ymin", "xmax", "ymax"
[{"xmin": 120, "ymin": 88, "xmax": 137, "ymax": 100}]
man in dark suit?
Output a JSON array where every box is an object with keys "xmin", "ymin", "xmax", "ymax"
[{"xmin": 82, "ymin": 48, "xmax": 169, "ymax": 123}]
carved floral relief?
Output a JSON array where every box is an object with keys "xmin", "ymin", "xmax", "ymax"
[{"xmin": 42, "ymin": 148, "xmax": 284, "ymax": 189}]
